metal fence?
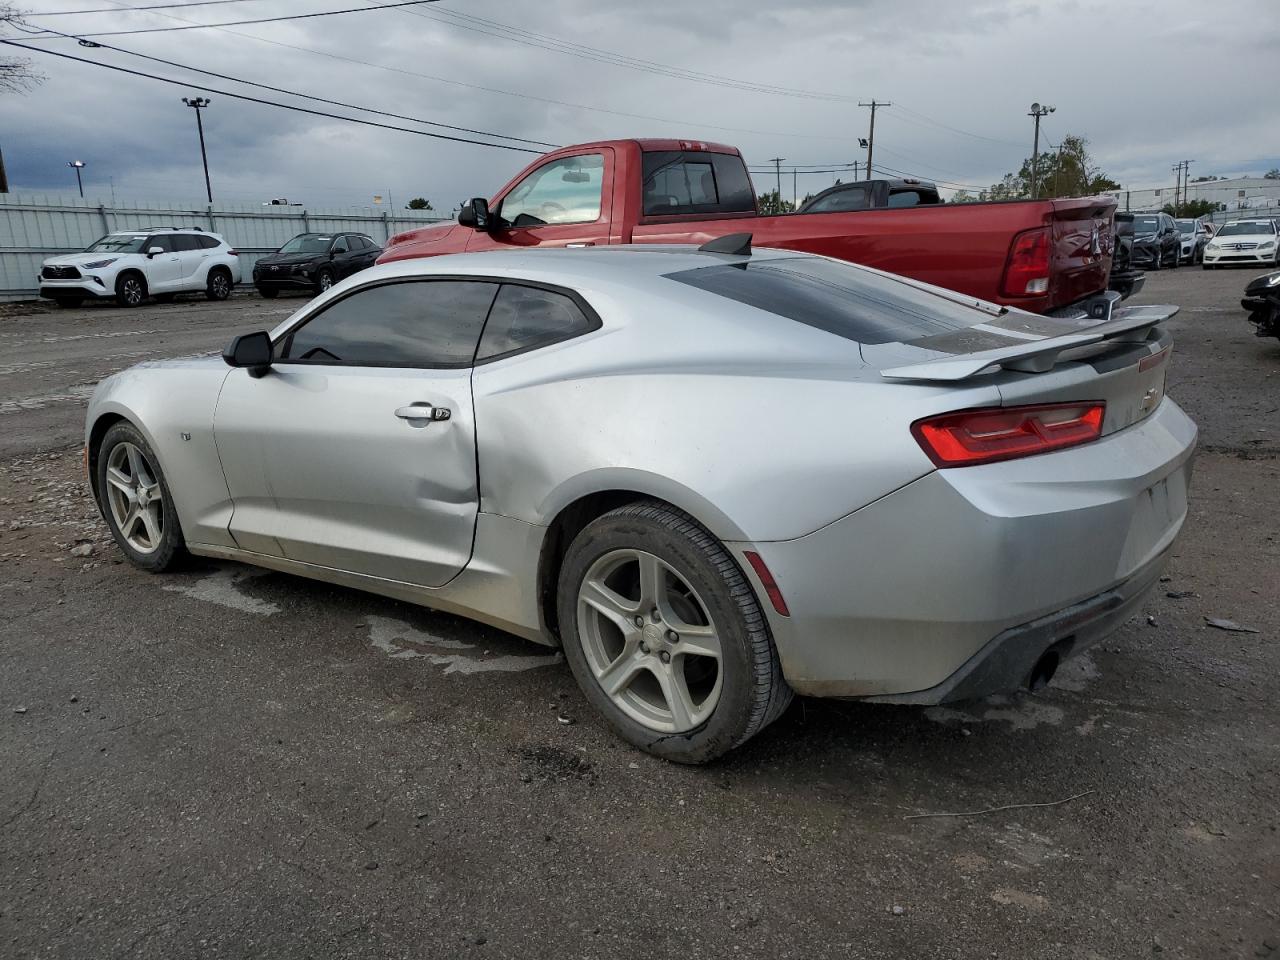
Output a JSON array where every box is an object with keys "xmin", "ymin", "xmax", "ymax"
[{"xmin": 0, "ymin": 193, "xmax": 449, "ymax": 301}]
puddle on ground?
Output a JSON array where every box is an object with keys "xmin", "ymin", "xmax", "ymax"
[
  {"xmin": 364, "ymin": 614, "xmax": 561, "ymax": 676},
  {"xmin": 162, "ymin": 566, "xmax": 281, "ymax": 615}
]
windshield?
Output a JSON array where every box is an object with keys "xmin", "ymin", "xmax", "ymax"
[
  {"xmin": 1176, "ymin": 219, "xmax": 1197, "ymax": 234},
  {"xmin": 86, "ymin": 234, "xmax": 147, "ymax": 253},
  {"xmin": 1217, "ymin": 221, "xmax": 1276, "ymax": 237},
  {"xmin": 1132, "ymin": 217, "xmax": 1160, "ymax": 234},
  {"xmin": 278, "ymin": 234, "xmax": 333, "ymax": 254}
]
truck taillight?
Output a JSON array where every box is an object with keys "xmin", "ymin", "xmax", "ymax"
[
  {"xmin": 1000, "ymin": 226, "xmax": 1051, "ymax": 298},
  {"xmin": 911, "ymin": 402, "xmax": 1105, "ymax": 467}
]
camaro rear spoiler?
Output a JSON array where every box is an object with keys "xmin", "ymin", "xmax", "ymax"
[{"xmin": 880, "ymin": 299, "xmax": 1178, "ymax": 383}]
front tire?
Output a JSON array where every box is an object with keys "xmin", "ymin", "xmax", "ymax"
[
  {"xmin": 96, "ymin": 422, "xmax": 186, "ymax": 572},
  {"xmin": 557, "ymin": 501, "xmax": 792, "ymax": 764},
  {"xmin": 206, "ymin": 267, "xmax": 232, "ymax": 301},
  {"xmin": 314, "ymin": 267, "xmax": 334, "ymax": 295},
  {"xmin": 114, "ymin": 273, "xmax": 146, "ymax": 307}
]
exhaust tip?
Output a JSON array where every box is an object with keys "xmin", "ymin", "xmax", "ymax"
[{"xmin": 1027, "ymin": 650, "xmax": 1060, "ymax": 692}]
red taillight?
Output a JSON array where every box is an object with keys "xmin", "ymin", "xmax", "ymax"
[
  {"xmin": 226, "ymin": 248, "xmax": 238, "ymax": 256},
  {"xmin": 1000, "ymin": 226, "xmax": 1051, "ymax": 298},
  {"xmin": 911, "ymin": 402, "xmax": 1105, "ymax": 468},
  {"xmin": 743, "ymin": 550, "xmax": 789, "ymax": 617}
]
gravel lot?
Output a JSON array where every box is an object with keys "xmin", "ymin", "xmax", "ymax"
[{"xmin": 1, "ymin": 270, "xmax": 1277, "ymax": 959}]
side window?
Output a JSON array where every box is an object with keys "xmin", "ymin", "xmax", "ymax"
[
  {"xmin": 807, "ymin": 186, "xmax": 870, "ymax": 213},
  {"xmin": 280, "ymin": 280, "xmax": 498, "ymax": 367},
  {"xmin": 172, "ymin": 235, "xmax": 200, "ymax": 251},
  {"xmin": 886, "ymin": 191, "xmax": 922, "ymax": 208},
  {"xmin": 332, "ymin": 236, "xmax": 350, "ymax": 254},
  {"xmin": 642, "ymin": 151, "xmax": 755, "ymax": 216},
  {"xmin": 145, "ymin": 235, "xmax": 175, "ymax": 253},
  {"xmin": 499, "ymin": 154, "xmax": 604, "ymax": 227},
  {"xmin": 476, "ymin": 284, "xmax": 595, "ymax": 361},
  {"xmin": 199, "ymin": 235, "xmax": 221, "ymax": 249}
]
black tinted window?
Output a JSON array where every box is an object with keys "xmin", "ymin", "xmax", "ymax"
[
  {"xmin": 666, "ymin": 257, "xmax": 988, "ymax": 345},
  {"xmin": 145, "ymin": 235, "xmax": 176, "ymax": 252},
  {"xmin": 171, "ymin": 234, "xmax": 200, "ymax": 251},
  {"xmin": 282, "ymin": 280, "xmax": 497, "ymax": 366},
  {"xmin": 477, "ymin": 284, "xmax": 594, "ymax": 361},
  {"xmin": 642, "ymin": 151, "xmax": 755, "ymax": 216},
  {"xmin": 198, "ymin": 235, "xmax": 221, "ymax": 249},
  {"xmin": 805, "ymin": 186, "xmax": 870, "ymax": 212},
  {"xmin": 332, "ymin": 237, "xmax": 349, "ymax": 253},
  {"xmin": 353, "ymin": 236, "xmax": 371, "ymax": 250}
]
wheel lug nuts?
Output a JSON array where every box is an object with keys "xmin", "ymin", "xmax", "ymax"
[
  {"xmin": 633, "ymin": 615, "xmax": 645, "ymax": 628},
  {"xmin": 666, "ymin": 630, "xmax": 679, "ymax": 643},
  {"xmin": 640, "ymin": 642, "xmax": 650, "ymax": 654},
  {"xmin": 659, "ymin": 650, "xmax": 671, "ymax": 664}
]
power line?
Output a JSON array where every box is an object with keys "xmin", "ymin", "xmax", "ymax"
[
  {"xmin": 22, "ymin": 0, "xmax": 443, "ymax": 38},
  {"xmin": 13, "ymin": 21, "xmax": 560, "ymax": 149},
  {"xmin": 22, "ymin": 0, "xmax": 866, "ymax": 146},
  {"xmin": 24, "ymin": 0, "xmax": 265, "ymax": 15},
  {"xmin": 0, "ymin": 39, "xmax": 545, "ymax": 153}
]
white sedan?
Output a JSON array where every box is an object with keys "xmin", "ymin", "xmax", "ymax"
[{"xmin": 1202, "ymin": 219, "xmax": 1280, "ymax": 268}]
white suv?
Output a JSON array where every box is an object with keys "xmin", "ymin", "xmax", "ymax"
[{"xmin": 38, "ymin": 228, "xmax": 242, "ymax": 307}]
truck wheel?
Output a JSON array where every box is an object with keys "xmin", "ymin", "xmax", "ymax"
[
  {"xmin": 114, "ymin": 273, "xmax": 146, "ymax": 307},
  {"xmin": 557, "ymin": 501, "xmax": 793, "ymax": 764},
  {"xmin": 206, "ymin": 267, "xmax": 232, "ymax": 301}
]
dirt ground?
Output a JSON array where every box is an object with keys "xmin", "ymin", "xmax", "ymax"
[{"xmin": 1, "ymin": 269, "xmax": 1277, "ymax": 959}]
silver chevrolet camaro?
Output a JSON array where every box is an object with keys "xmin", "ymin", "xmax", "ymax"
[{"xmin": 84, "ymin": 239, "xmax": 1197, "ymax": 762}]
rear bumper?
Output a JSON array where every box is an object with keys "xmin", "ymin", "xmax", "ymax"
[{"xmin": 740, "ymin": 397, "xmax": 1197, "ymax": 700}]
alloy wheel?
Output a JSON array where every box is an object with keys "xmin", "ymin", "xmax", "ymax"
[
  {"xmin": 576, "ymin": 548, "xmax": 723, "ymax": 733},
  {"xmin": 104, "ymin": 441, "xmax": 164, "ymax": 554},
  {"xmin": 210, "ymin": 272, "xmax": 230, "ymax": 298},
  {"xmin": 121, "ymin": 278, "xmax": 143, "ymax": 306},
  {"xmin": 318, "ymin": 271, "xmax": 333, "ymax": 291}
]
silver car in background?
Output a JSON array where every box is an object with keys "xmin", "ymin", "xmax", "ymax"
[{"xmin": 84, "ymin": 241, "xmax": 1197, "ymax": 762}]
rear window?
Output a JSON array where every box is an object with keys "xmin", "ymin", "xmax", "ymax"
[
  {"xmin": 665, "ymin": 257, "xmax": 989, "ymax": 345},
  {"xmin": 642, "ymin": 151, "xmax": 755, "ymax": 217}
]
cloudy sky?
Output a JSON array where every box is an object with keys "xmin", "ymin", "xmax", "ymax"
[{"xmin": 2, "ymin": 0, "xmax": 1278, "ymax": 212}]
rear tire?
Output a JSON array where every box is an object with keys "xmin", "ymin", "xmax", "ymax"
[
  {"xmin": 114, "ymin": 273, "xmax": 146, "ymax": 308},
  {"xmin": 96, "ymin": 421, "xmax": 186, "ymax": 572},
  {"xmin": 557, "ymin": 501, "xmax": 792, "ymax": 764},
  {"xmin": 206, "ymin": 267, "xmax": 232, "ymax": 301}
]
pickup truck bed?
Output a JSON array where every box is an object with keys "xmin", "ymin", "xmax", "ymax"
[{"xmin": 380, "ymin": 138, "xmax": 1118, "ymax": 315}]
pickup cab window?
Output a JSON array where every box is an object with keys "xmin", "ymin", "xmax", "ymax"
[
  {"xmin": 642, "ymin": 151, "xmax": 755, "ymax": 217},
  {"xmin": 500, "ymin": 154, "xmax": 604, "ymax": 227}
]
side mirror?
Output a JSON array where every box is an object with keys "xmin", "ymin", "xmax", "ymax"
[
  {"xmin": 463, "ymin": 197, "xmax": 491, "ymax": 231},
  {"xmin": 146, "ymin": 246, "xmax": 164, "ymax": 258},
  {"xmin": 329, "ymin": 249, "xmax": 338, "ymax": 259},
  {"xmin": 222, "ymin": 331, "xmax": 273, "ymax": 378}
]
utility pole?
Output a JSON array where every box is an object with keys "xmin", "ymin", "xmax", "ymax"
[
  {"xmin": 67, "ymin": 160, "xmax": 85, "ymax": 198},
  {"xmin": 1181, "ymin": 159, "xmax": 1194, "ymax": 212},
  {"xmin": 769, "ymin": 157, "xmax": 784, "ymax": 205},
  {"xmin": 1172, "ymin": 164, "xmax": 1182, "ymax": 211},
  {"xmin": 182, "ymin": 96, "xmax": 213, "ymax": 203},
  {"xmin": 858, "ymin": 103, "xmax": 888, "ymax": 179},
  {"xmin": 792, "ymin": 167, "xmax": 797, "ymax": 209},
  {"xmin": 1028, "ymin": 102, "xmax": 1055, "ymax": 199}
]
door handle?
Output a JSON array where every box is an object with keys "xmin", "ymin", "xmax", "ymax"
[
  {"xmin": 395, "ymin": 403, "xmax": 451, "ymax": 422},
  {"xmin": 565, "ymin": 242, "xmax": 594, "ymax": 248}
]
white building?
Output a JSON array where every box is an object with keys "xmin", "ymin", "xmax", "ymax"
[{"xmin": 1111, "ymin": 176, "xmax": 1280, "ymax": 216}]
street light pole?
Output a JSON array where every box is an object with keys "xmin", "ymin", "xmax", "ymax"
[
  {"xmin": 67, "ymin": 160, "xmax": 85, "ymax": 199},
  {"xmin": 1028, "ymin": 102, "xmax": 1055, "ymax": 199},
  {"xmin": 857, "ymin": 102, "xmax": 889, "ymax": 179},
  {"xmin": 182, "ymin": 96, "xmax": 213, "ymax": 203}
]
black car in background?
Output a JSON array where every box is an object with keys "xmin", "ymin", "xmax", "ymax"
[
  {"xmin": 252, "ymin": 232, "xmax": 382, "ymax": 297},
  {"xmin": 1127, "ymin": 212, "xmax": 1182, "ymax": 270}
]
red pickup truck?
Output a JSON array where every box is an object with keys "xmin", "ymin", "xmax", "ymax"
[{"xmin": 378, "ymin": 138, "xmax": 1121, "ymax": 315}]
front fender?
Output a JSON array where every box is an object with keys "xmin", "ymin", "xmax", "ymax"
[{"xmin": 85, "ymin": 360, "xmax": 237, "ymax": 548}]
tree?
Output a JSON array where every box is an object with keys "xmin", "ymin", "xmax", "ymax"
[
  {"xmin": 1265, "ymin": 168, "xmax": 1280, "ymax": 180},
  {"xmin": 985, "ymin": 134, "xmax": 1118, "ymax": 200},
  {"xmin": 756, "ymin": 189, "xmax": 794, "ymax": 216},
  {"xmin": 948, "ymin": 189, "xmax": 977, "ymax": 203},
  {"xmin": 1, "ymin": 6, "xmax": 45, "ymax": 93},
  {"xmin": 406, "ymin": 197, "xmax": 433, "ymax": 210}
]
